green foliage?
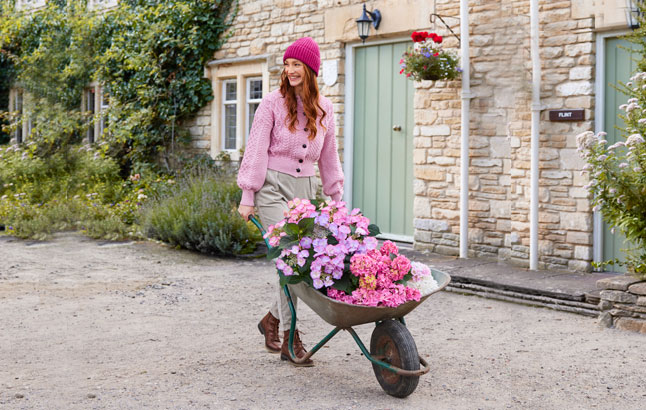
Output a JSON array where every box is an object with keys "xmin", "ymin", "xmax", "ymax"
[
  {"xmin": 142, "ymin": 173, "xmax": 260, "ymax": 256},
  {"xmin": 0, "ymin": 0, "xmax": 246, "ymax": 249},
  {"xmin": 97, "ymin": 0, "xmax": 238, "ymax": 169},
  {"xmin": 577, "ymin": 10, "xmax": 646, "ymax": 277},
  {"xmin": 0, "ymin": 0, "xmax": 237, "ymax": 169}
]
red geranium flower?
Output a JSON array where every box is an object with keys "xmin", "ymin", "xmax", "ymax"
[{"xmin": 411, "ymin": 31, "xmax": 429, "ymax": 43}]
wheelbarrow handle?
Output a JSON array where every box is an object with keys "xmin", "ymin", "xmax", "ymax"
[{"xmin": 249, "ymin": 215, "xmax": 271, "ymax": 249}]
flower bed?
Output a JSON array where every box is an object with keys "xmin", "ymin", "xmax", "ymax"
[{"xmin": 264, "ymin": 199, "xmax": 439, "ymax": 308}]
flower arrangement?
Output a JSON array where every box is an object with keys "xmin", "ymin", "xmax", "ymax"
[
  {"xmin": 399, "ymin": 31, "xmax": 460, "ymax": 82},
  {"xmin": 576, "ymin": 72, "xmax": 646, "ymax": 276},
  {"xmin": 264, "ymin": 198, "xmax": 439, "ymax": 307}
]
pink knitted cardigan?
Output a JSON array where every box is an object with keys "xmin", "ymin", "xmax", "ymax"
[{"xmin": 237, "ymin": 89, "xmax": 344, "ymax": 207}]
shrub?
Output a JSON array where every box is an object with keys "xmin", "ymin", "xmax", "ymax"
[{"xmin": 142, "ymin": 174, "xmax": 260, "ymax": 256}]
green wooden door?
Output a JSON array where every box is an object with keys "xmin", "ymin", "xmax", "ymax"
[
  {"xmin": 602, "ymin": 37, "xmax": 638, "ymax": 272},
  {"xmin": 353, "ymin": 42, "xmax": 414, "ymax": 237}
]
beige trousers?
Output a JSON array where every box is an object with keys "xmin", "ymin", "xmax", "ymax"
[{"xmin": 255, "ymin": 169, "xmax": 318, "ymax": 332}]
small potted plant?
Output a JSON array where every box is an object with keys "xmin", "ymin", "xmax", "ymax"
[{"xmin": 400, "ymin": 31, "xmax": 460, "ymax": 82}]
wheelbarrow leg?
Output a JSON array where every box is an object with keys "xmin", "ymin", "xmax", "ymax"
[{"xmin": 283, "ymin": 284, "xmax": 341, "ymax": 363}]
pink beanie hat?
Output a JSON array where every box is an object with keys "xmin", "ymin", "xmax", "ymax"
[{"xmin": 283, "ymin": 37, "xmax": 320, "ymax": 76}]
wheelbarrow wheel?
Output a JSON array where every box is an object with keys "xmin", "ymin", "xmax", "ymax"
[{"xmin": 370, "ymin": 319, "xmax": 420, "ymax": 398}]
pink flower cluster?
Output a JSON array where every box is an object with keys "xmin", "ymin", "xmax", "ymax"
[
  {"xmin": 265, "ymin": 199, "xmax": 378, "ymax": 289},
  {"xmin": 326, "ymin": 240, "xmax": 421, "ymax": 307}
]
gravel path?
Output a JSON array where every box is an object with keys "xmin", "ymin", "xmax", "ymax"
[{"xmin": 1, "ymin": 233, "xmax": 644, "ymax": 409}]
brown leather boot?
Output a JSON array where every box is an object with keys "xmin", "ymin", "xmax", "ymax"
[
  {"xmin": 258, "ymin": 312, "xmax": 281, "ymax": 353},
  {"xmin": 281, "ymin": 329, "xmax": 314, "ymax": 367}
]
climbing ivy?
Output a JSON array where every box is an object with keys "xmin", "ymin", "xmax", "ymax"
[{"xmin": 0, "ymin": 0, "xmax": 237, "ymax": 171}]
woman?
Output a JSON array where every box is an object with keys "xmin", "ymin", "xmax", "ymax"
[{"xmin": 237, "ymin": 37, "xmax": 344, "ymax": 367}]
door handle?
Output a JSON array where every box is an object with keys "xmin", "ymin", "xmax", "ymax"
[{"xmin": 392, "ymin": 125, "xmax": 402, "ymax": 131}]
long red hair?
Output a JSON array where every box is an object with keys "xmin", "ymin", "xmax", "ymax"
[{"xmin": 279, "ymin": 65, "xmax": 326, "ymax": 141}]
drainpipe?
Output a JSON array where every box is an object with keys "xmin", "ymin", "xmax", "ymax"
[
  {"xmin": 529, "ymin": 0, "xmax": 540, "ymax": 270},
  {"xmin": 459, "ymin": 0, "xmax": 471, "ymax": 259}
]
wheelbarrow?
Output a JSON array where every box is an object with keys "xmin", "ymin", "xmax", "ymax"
[{"xmin": 250, "ymin": 216, "xmax": 451, "ymax": 398}]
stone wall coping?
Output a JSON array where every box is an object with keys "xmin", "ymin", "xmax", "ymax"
[
  {"xmin": 596, "ymin": 275, "xmax": 644, "ymax": 291},
  {"xmin": 207, "ymin": 54, "xmax": 270, "ymax": 66},
  {"xmin": 628, "ymin": 282, "xmax": 646, "ymax": 296}
]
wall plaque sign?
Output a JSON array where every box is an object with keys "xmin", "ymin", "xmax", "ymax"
[{"xmin": 548, "ymin": 109, "xmax": 584, "ymax": 121}]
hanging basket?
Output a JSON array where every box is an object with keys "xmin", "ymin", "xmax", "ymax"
[{"xmin": 421, "ymin": 73, "xmax": 442, "ymax": 81}]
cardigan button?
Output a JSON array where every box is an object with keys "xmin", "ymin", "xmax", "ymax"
[
  {"xmin": 302, "ymin": 144, "xmax": 307, "ymax": 148},
  {"xmin": 304, "ymin": 128, "xmax": 308, "ymax": 132},
  {"xmin": 296, "ymin": 168, "xmax": 301, "ymax": 173},
  {"xmin": 298, "ymin": 159, "xmax": 303, "ymax": 163}
]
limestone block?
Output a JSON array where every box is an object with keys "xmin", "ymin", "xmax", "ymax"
[
  {"xmin": 574, "ymin": 245, "xmax": 592, "ymax": 260},
  {"xmin": 413, "ymin": 180, "xmax": 427, "ymax": 196},
  {"xmin": 599, "ymin": 290, "xmax": 638, "ymax": 304},
  {"xmin": 414, "ymin": 197, "xmax": 432, "ymax": 218},
  {"xmin": 542, "ymin": 170, "xmax": 572, "ymax": 179},
  {"xmin": 431, "ymin": 208, "xmax": 460, "ymax": 220},
  {"xmin": 414, "ymin": 149, "xmax": 426, "ymax": 164},
  {"xmin": 420, "ymin": 125, "xmax": 451, "ymax": 136},
  {"xmin": 628, "ymin": 282, "xmax": 646, "ymax": 296},
  {"xmin": 560, "ymin": 149, "xmax": 586, "ymax": 170},
  {"xmin": 498, "ymin": 248, "xmax": 511, "ymax": 260},
  {"xmin": 598, "ymin": 311, "xmax": 613, "ymax": 328},
  {"xmin": 415, "ymin": 137, "xmax": 433, "ymax": 149},
  {"xmin": 569, "ymin": 66, "xmax": 592, "ymax": 80},
  {"xmin": 614, "ymin": 317, "xmax": 646, "ymax": 334},
  {"xmin": 413, "ymin": 218, "xmax": 449, "ymax": 232},
  {"xmin": 568, "ymin": 259, "xmax": 591, "ymax": 272},
  {"xmin": 192, "ymin": 139, "xmax": 210, "ymax": 149},
  {"xmin": 597, "ymin": 276, "xmax": 643, "ymax": 291},
  {"xmin": 638, "ymin": 297, "xmax": 646, "ymax": 306},
  {"xmin": 566, "ymin": 231, "xmax": 592, "ymax": 245},
  {"xmin": 472, "ymin": 158, "xmax": 502, "ymax": 167},
  {"xmin": 490, "ymin": 200, "xmax": 511, "ymax": 218},
  {"xmin": 569, "ymin": 187, "xmax": 588, "ymax": 199},
  {"xmin": 556, "ymin": 81, "xmax": 593, "ymax": 97},
  {"xmin": 414, "ymin": 230, "xmax": 432, "ymax": 243},
  {"xmin": 559, "ymin": 212, "xmax": 591, "ymax": 231},
  {"xmin": 416, "ymin": 166, "xmax": 445, "ymax": 181},
  {"xmin": 435, "ymin": 245, "xmax": 459, "ymax": 256},
  {"xmin": 564, "ymin": 43, "xmax": 594, "ymax": 57},
  {"xmin": 565, "ymin": 96, "xmax": 593, "ymax": 109}
]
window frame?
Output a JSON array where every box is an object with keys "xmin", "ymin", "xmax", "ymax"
[
  {"xmin": 246, "ymin": 76, "xmax": 263, "ymax": 139},
  {"xmin": 221, "ymin": 79, "xmax": 238, "ymax": 152}
]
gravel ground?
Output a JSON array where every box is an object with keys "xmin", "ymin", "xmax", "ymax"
[{"xmin": 1, "ymin": 233, "xmax": 645, "ymax": 410}]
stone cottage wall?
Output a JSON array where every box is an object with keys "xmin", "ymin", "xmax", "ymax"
[
  {"xmin": 413, "ymin": 0, "xmax": 595, "ymax": 271},
  {"xmin": 597, "ymin": 276, "xmax": 646, "ymax": 333},
  {"xmin": 197, "ymin": 0, "xmax": 347, "ymax": 159}
]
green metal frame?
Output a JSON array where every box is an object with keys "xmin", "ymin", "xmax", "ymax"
[{"xmin": 249, "ymin": 215, "xmax": 429, "ymax": 375}]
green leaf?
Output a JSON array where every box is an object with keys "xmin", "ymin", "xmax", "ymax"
[
  {"xmin": 279, "ymin": 272, "xmax": 304, "ymax": 287},
  {"xmin": 298, "ymin": 217, "xmax": 314, "ymax": 232},
  {"xmin": 283, "ymin": 223, "xmax": 299, "ymax": 236},
  {"xmin": 267, "ymin": 246, "xmax": 281, "ymax": 259},
  {"xmin": 368, "ymin": 224, "xmax": 381, "ymax": 236},
  {"xmin": 331, "ymin": 275, "xmax": 353, "ymax": 293}
]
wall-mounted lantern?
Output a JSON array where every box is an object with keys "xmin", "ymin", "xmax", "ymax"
[
  {"xmin": 626, "ymin": 0, "xmax": 642, "ymax": 29},
  {"xmin": 356, "ymin": 4, "xmax": 381, "ymax": 43}
]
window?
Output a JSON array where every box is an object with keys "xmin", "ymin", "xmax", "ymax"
[
  {"xmin": 12, "ymin": 90, "xmax": 23, "ymax": 144},
  {"xmin": 220, "ymin": 77, "xmax": 263, "ymax": 152},
  {"xmin": 222, "ymin": 80, "xmax": 237, "ymax": 151},
  {"xmin": 99, "ymin": 90, "xmax": 109, "ymax": 137},
  {"xmin": 247, "ymin": 77, "xmax": 263, "ymax": 137},
  {"xmin": 209, "ymin": 59, "xmax": 267, "ymax": 159},
  {"xmin": 84, "ymin": 88, "xmax": 96, "ymax": 143}
]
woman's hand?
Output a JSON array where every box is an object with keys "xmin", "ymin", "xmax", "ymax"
[{"xmin": 238, "ymin": 204, "xmax": 255, "ymax": 221}]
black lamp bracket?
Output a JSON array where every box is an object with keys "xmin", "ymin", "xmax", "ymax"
[
  {"xmin": 429, "ymin": 13, "xmax": 461, "ymax": 46},
  {"xmin": 368, "ymin": 8, "xmax": 382, "ymax": 30}
]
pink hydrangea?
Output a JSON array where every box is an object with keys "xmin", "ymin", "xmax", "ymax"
[{"xmin": 380, "ymin": 240, "xmax": 399, "ymax": 256}]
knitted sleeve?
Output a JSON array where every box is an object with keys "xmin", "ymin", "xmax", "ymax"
[
  {"xmin": 237, "ymin": 96, "xmax": 275, "ymax": 206},
  {"xmin": 318, "ymin": 107, "xmax": 344, "ymax": 202}
]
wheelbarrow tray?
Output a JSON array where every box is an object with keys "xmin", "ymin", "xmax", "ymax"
[{"xmin": 288, "ymin": 269, "xmax": 451, "ymax": 328}]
